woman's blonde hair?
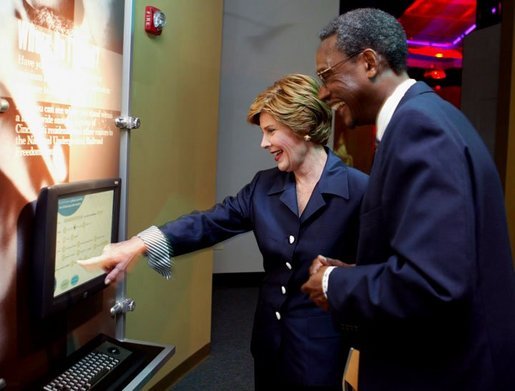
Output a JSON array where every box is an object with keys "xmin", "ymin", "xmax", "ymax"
[{"xmin": 247, "ymin": 74, "xmax": 332, "ymax": 145}]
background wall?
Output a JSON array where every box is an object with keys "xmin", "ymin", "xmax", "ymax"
[
  {"xmin": 501, "ymin": 0, "xmax": 515, "ymax": 260},
  {"xmin": 462, "ymin": 2, "xmax": 515, "ymax": 261},
  {"xmin": 214, "ymin": 0, "xmax": 339, "ymax": 274},
  {"xmin": 125, "ymin": 0, "xmax": 223, "ymax": 388},
  {"xmin": 461, "ymin": 25, "xmax": 501, "ymax": 155}
]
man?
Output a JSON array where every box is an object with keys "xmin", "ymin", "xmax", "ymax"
[{"xmin": 301, "ymin": 8, "xmax": 515, "ymax": 391}]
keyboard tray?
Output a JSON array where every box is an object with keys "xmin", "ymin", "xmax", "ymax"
[{"xmin": 39, "ymin": 334, "xmax": 148, "ymax": 390}]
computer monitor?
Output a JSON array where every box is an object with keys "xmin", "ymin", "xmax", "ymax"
[{"xmin": 31, "ymin": 178, "xmax": 121, "ymax": 318}]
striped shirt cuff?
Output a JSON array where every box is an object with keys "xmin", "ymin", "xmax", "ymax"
[{"xmin": 137, "ymin": 225, "xmax": 173, "ymax": 279}]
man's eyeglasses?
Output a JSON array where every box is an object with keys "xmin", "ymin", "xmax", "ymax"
[{"xmin": 317, "ymin": 52, "xmax": 361, "ymax": 85}]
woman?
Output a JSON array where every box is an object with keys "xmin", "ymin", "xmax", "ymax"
[{"xmin": 79, "ymin": 74, "xmax": 368, "ymax": 390}]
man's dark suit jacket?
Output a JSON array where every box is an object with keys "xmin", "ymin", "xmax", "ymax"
[
  {"xmin": 328, "ymin": 82, "xmax": 515, "ymax": 391},
  {"xmin": 160, "ymin": 149, "xmax": 368, "ymax": 387}
]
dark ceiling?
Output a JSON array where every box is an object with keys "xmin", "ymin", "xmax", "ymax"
[{"xmin": 339, "ymin": 0, "xmax": 415, "ymax": 17}]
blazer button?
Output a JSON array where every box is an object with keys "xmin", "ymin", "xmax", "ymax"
[
  {"xmin": 289, "ymin": 235, "xmax": 295, "ymax": 244},
  {"xmin": 275, "ymin": 311, "xmax": 281, "ymax": 320},
  {"xmin": 281, "ymin": 286, "xmax": 286, "ymax": 295},
  {"xmin": 285, "ymin": 262, "xmax": 292, "ymax": 270}
]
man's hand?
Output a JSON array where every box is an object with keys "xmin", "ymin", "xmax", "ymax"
[
  {"xmin": 301, "ymin": 262, "xmax": 330, "ymax": 311},
  {"xmin": 302, "ymin": 255, "xmax": 354, "ymax": 311},
  {"xmin": 308, "ymin": 254, "xmax": 350, "ymax": 274},
  {"xmin": 77, "ymin": 236, "xmax": 147, "ymax": 285}
]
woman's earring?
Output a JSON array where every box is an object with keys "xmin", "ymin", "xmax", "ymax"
[{"xmin": 304, "ymin": 135, "xmax": 311, "ymax": 142}]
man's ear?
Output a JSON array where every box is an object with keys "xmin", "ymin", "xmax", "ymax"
[{"xmin": 361, "ymin": 49, "xmax": 380, "ymax": 78}]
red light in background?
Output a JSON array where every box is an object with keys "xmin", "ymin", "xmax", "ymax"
[
  {"xmin": 400, "ymin": 0, "xmax": 476, "ymax": 71},
  {"xmin": 424, "ymin": 69, "xmax": 447, "ymax": 80},
  {"xmin": 409, "ymin": 46, "xmax": 463, "ymax": 60}
]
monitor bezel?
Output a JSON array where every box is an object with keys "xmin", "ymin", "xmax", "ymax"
[{"xmin": 32, "ymin": 177, "xmax": 121, "ymax": 319}]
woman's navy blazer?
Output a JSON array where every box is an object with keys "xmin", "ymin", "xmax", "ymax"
[{"xmin": 159, "ymin": 148, "xmax": 368, "ymax": 386}]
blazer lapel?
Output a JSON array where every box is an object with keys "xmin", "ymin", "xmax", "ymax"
[
  {"xmin": 301, "ymin": 149, "xmax": 350, "ymax": 223},
  {"xmin": 268, "ymin": 172, "xmax": 298, "ymax": 216}
]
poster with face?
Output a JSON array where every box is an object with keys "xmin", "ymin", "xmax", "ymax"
[{"xmin": 0, "ymin": 0, "xmax": 124, "ymax": 384}]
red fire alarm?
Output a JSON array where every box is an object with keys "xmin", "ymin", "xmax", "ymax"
[{"xmin": 145, "ymin": 6, "xmax": 166, "ymax": 35}]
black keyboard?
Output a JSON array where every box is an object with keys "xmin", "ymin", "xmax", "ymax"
[{"xmin": 40, "ymin": 335, "xmax": 144, "ymax": 391}]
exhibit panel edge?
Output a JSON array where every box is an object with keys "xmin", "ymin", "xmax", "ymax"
[{"xmin": 115, "ymin": 0, "xmax": 136, "ymax": 341}]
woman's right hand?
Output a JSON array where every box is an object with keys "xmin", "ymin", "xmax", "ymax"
[{"xmin": 77, "ymin": 236, "xmax": 147, "ymax": 285}]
